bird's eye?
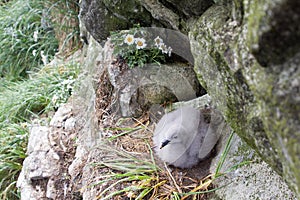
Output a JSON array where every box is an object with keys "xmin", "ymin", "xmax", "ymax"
[{"xmin": 173, "ymin": 135, "xmax": 178, "ymax": 139}]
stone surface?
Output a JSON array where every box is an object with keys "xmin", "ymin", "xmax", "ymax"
[
  {"xmin": 79, "ymin": 0, "xmax": 154, "ymax": 42},
  {"xmin": 17, "ymin": 125, "xmax": 60, "ymax": 199},
  {"xmin": 210, "ymin": 133, "xmax": 297, "ymax": 200},
  {"xmin": 189, "ymin": 0, "xmax": 300, "ymax": 196},
  {"xmin": 140, "ymin": 0, "xmax": 180, "ymax": 29},
  {"xmin": 17, "ymin": 103, "xmax": 79, "ymax": 200},
  {"xmin": 107, "ymin": 56, "xmax": 203, "ymax": 117},
  {"xmin": 162, "ymin": 0, "xmax": 214, "ymax": 17},
  {"xmin": 18, "ymin": 0, "xmax": 300, "ymax": 198},
  {"xmin": 247, "ymin": 0, "xmax": 300, "ymax": 66},
  {"xmin": 79, "ymin": 0, "xmax": 214, "ymax": 42}
]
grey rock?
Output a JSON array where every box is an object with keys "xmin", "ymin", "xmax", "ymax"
[
  {"xmin": 140, "ymin": 0, "xmax": 180, "ymax": 29},
  {"xmin": 27, "ymin": 126, "xmax": 51, "ymax": 154},
  {"xmin": 209, "ymin": 134, "xmax": 297, "ymax": 200},
  {"xmin": 79, "ymin": 0, "xmax": 214, "ymax": 42},
  {"xmin": 49, "ymin": 104, "xmax": 72, "ymax": 127},
  {"xmin": 106, "ymin": 37, "xmax": 203, "ymax": 117},
  {"xmin": 17, "ymin": 126, "xmax": 60, "ymax": 200},
  {"xmin": 170, "ymin": 94, "xmax": 212, "ymax": 111},
  {"xmin": 64, "ymin": 117, "xmax": 76, "ymax": 131},
  {"xmin": 162, "ymin": 0, "xmax": 214, "ymax": 17},
  {"xmin": 189, "ymin": 1, "xmax": 300, "ymax": 196},
  {"xmin": 79, "ymin": 0, "xmax": 155, "ymax": 42}
]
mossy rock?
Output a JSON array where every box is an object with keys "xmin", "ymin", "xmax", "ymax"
[{"xmin": 188, "ymin": 0, "xmax": 300, "ymax": 197}]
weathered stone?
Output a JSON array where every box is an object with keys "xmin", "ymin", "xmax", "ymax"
[
  {"xmin": 161, "ymin": 0, "xmax": 214, "ymax": 17},
  {"xmin": 247, "ymin": 0, "xmax": 300, "ymax": 67},
  {"xmin": 17, "ymin": 126, "xmax": 60, "ymax": 200},
  {"xmin": 79, "ymin": 0, "xmax": 155, "ymax": 42},
  {"xmin": 140, "ymin": 0, "xmax": 180, "ymax": 29},
  {"xmin": 79, "ymin": 0, "xmax": 215, "ymax": 43},
  {"xmin": 108, "ymin": 59, "xmax": 203, "ymax": 117},
  {"xmin": 210, "ymin": 133, "xmax": 297, "ymax": 200},
  {"xmin": 49, "ymin": 104, "xmax": 72, "ymax": 127},
  {"xmin": 171, "ymin": 94, "xmax": 212, "ymax": 111},
  {"xmin": 189, "ymin": 1, "xmax": 300, "ymax": 196},
  {"xmin": 64, "ymin": 117, "xmax": 76, "ymax": 131},
  {"xmin": 27, "ymin": 126, "xmax": 51, "ymax": 153}
]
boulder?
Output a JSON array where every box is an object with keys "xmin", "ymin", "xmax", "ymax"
[{"xmin": 189, "ymin": 0, "xmax": 300, "ymax": 196}]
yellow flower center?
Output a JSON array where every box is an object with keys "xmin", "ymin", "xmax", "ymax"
[
  {"xmin": 127, "ymin": 37, "xmax": 133, "ymax": 43},
  {"xmin": 137, "ymin": 41, "xmax": 143, "ymax": 46}
]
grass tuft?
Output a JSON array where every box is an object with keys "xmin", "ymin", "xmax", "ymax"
[
  {"xmin": 89, "ymin": 143, "xmax": 162, "ymax": 200},
  {"xmin": 0, "ymin": 123, "xmax": 28, "ymax": 200},
  {"xmin": 0, "ymin": 63, "xmax": 80, "ymax": 124},
  {"xmin": 0, "ymin": 0, "xmax": 58, "ymax": 79},
  {"xmin": 0, "ymin": 0, "xmax": 80, "ymax": 80}
]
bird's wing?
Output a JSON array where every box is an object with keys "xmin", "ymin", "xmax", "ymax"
[{"xmin": 198, "ymin": 109, "xmax": 225, "ymax": 159}]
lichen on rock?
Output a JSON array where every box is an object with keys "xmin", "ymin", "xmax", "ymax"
[{"xmin": 189, "ymin": 0, "xmax": 300, "ymax": 196}]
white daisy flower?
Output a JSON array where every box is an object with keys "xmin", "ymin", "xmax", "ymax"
[
  {"xmin": 40, "ymin": 50, "xmax": 48, "ymax": 65},
  {"xmin": 124, "ymin": 34, "xmax": 135, "ymax": 45},
  {"xmin": 32, "ymin": 49, "xmax": 37, "ymax": 56},
  {"xmin": 168, "ymin": 46, "xmax": 173, "ymax": 57},
  {"xmin": 33, "ymin": 30, "xmax": 38, "ymax": 42},
  {"xmin": 154, "ymin": 36, "xmax": 163, "ymax": 47},
  {"xmin": 135, "ymin": 38, "xmax": 147, "ymax": 49},
  {"xmin": 159, "ymin": 43, "xmax": 168, "ymax": 54}
]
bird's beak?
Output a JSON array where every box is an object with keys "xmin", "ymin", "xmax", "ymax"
[{"xmin": 160, "ymin": 140, "xmax": 170, "ymax": 149}]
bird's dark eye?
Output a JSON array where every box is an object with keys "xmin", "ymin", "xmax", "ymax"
[{"xmin": 173, "ymin": 135, "xmax": 178, "ymax": 139}]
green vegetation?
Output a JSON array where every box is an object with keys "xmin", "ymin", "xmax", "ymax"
[
  {"xmin": 92, "ymin": 143, "xmax": 161, "ymax": 200},
  {"xmin": 0, "ymin": 0, "xmax": 79, "ymax": 80},
  {"xmin": 0, "ymin": 0, "xmax": 57, "ymax": 79},
  {"xmin": 0, "ymin": 62, "xmax": 80, "ymax": 199},
  {"xmin": 0, "ymin": 123, "xmax": 28, "ymax": 200},
  {"xmin": 110, "ymin": 27, "xmax": 172, "ymax": 68},
  {"xmin": 0, "ymin": 64, "xmax": 80, "ymax": 123},
  {"xmin": 0, "ymin": 0, "xmax": 80, "ymax": 199}
]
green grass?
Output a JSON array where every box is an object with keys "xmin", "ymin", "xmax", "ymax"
[
  {"xmin": 0, "ymin": 123, "xmax": 28, "ymax": 200},
  {"xmin": 0, "ymin": 63, "xmax": 80, "ymax": 124},
  {"xmin": 0, "ymin": 0, "xmax": 58, "ymax": 80},
  {"xmin": 90, "ymin": 143, "xmax": 162, "ymax": 200},
  {"xmin": 0, "ymin": 62, "xmax": 80, "ymax": 199},
  {"xmin": 0, "ymin": 0, "xmax": 80, "ymax": 80},
  {"xmin": 0, "ymin": 0, "xmax": 80, "ymax": 198},
  {"xmin": 214, "ymin": 131, "xmax": 254, "ymax": 179}
]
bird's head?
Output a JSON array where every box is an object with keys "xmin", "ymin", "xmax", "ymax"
[{"xmin": 160, "ymin": 126, "xmax": 181, "ymax": 149}]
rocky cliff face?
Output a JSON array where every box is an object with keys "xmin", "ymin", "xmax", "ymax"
[
  {"xmin": 189, "ymin": 0, "xmax": 300, "ymax": 195},
  {"xmin": 18, "ymin": 0, "xmax": 299, "ymax": 199},
  {"xmin": 79, "ymin": 0, "xmax": 300, "ymax": 197}
]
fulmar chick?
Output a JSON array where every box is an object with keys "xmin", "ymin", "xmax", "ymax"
[{"xmin": 153, "ymin": 106, "xmax": 223, "ymax": 168}]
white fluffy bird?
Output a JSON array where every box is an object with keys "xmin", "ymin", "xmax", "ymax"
[{"xmin": 153, "ymin": 106, "xmax": 224, "ymax": 168}]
